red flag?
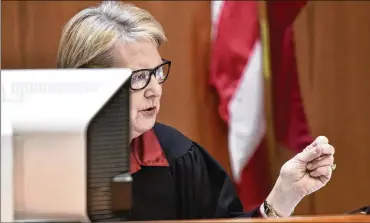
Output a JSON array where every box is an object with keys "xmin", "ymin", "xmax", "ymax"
[
  {"xmin": 210, "ymin": 1, "xmax": 310, "ymax": 211},
  {"xmin": 267, "ymin": 1, "xmax": 312, "ymax": 152}
]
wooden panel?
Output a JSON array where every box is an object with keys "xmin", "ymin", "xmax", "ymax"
[{"xmin": 294, "ymin": 1, "xmax": 370, "ymax": 215}]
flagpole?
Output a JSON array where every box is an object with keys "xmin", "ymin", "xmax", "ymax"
[{"xmin": 259, "ymin": 1, "xmax": 279, "ymax": 179}]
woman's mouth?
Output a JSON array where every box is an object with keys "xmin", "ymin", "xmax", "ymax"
[{"xmin": 139, "ymin": 106, "xmax": 157, "ymax": 117}]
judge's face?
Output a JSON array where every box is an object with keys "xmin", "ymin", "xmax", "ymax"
[{"xmin": 115, "ymin": 40, "xmax": 163, "ymax": 140}]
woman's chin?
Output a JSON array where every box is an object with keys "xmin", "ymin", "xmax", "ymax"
[{"xmin": 132, "ymin": 118, "xmax": 156, "ymax": 136}]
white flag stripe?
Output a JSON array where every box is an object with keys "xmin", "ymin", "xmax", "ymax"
[
  {"xmin": 210, "ymin": 0, "xmax": 224, "ymax": 40},
  {"xmin": 228, "ymin": 41, "xmax": 265, "ymax": 181}
]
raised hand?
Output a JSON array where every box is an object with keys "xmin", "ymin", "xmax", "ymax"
[{"xmin": 265, "ymin": 136, "xmax": 336, "ymax": 217}]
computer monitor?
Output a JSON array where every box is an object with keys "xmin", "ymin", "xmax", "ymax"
[
  {"xmin": 1, "ymin": 68, "xmax": 132, "ymax": 222},
  {"xmin": 1, "ymin": 112, "xmax": 14, "ymax": 222}
]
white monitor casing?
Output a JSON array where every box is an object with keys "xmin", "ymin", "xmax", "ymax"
[
  {"xmin": 1, "ymin": 68, "xmax": 132, "ymax": 222},
  {"xmin": 1, "ymin": 112, "xmax": 14, "ymax": 222}
]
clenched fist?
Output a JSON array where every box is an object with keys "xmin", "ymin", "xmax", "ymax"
[{"xmin": 265, "ymin": 136, "xmax": 335, "ymax": 217}]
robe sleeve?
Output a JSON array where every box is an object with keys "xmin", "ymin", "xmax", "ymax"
[{"xmin": 169, "ymin": 142, "xmax": 261, "ymax": 219}]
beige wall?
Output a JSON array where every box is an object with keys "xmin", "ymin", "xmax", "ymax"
[{"xmin": 2, "ymin": 0, "xmax": 369, "ymax": 216}]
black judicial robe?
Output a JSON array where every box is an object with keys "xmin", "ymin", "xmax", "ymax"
[{"xmin": 129, "ymin": 122, "xmax": 260, "ymax": 220}]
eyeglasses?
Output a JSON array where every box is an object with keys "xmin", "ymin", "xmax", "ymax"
[{"xmin": 129, "ymin": 59, "xmax": 171, "ymax": 90}]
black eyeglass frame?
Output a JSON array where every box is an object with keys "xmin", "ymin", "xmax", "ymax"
[{"xmin": 128, "ymin": 59, "xmax": 171, "ymax": 90}]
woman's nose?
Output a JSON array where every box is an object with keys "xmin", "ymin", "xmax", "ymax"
[{"xmin": 144, "ymin": 75, "xmax": 162, "ymax": 98}]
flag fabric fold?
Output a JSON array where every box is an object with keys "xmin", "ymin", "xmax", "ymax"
[
  {"xmin": 267, "ymin": 2, "xmax": 312, "ymax": 152},
  {"xmin": 210, "ymin": 1, "xmax": 311, "ymax": 210}
]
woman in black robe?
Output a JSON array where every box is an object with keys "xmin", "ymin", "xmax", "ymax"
[{"xmin": 57, "ymin": 1, "xmax": 336, "ymax": 221}]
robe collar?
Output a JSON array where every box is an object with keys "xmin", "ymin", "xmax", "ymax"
[{"xmin": 130, "ymin": 129, "xmax": 169, "ymax": 173}]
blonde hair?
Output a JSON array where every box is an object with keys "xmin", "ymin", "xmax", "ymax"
[{"xmin": 57, "ymin": 1, "xmax": 167, "ymax": 68}]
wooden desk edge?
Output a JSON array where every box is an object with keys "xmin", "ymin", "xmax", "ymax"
[{"xmin": 128, "ymin": 215, "xmax": 370, "ymax": 223}]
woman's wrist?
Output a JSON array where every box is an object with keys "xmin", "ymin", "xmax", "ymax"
[{"xmin": 265, "ymin": 177, "xmax": 304, "ymax": 217}]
